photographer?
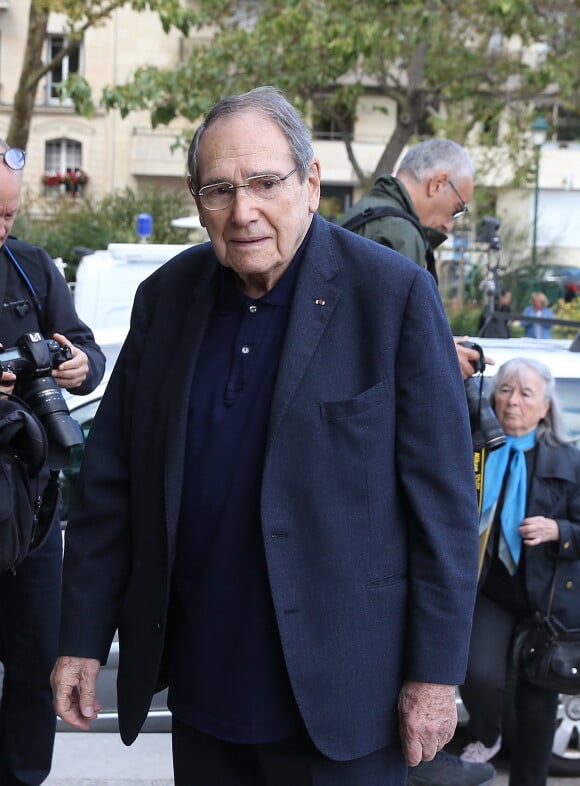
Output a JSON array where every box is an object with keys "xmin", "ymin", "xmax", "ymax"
[{"xmin": 0, "ymin": 141, "xmax": 105, "ymax": 786}]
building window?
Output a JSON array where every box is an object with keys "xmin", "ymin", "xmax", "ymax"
[
  {"xmin": 43, "ymin": 139, "xmax": 88, "ymax": 197},
  {"xmin": 555, "ymin": 105, "xmax": 580, "ymax": 144},
  {"xmin": 45, "ymin": 139, "xmax": 82, "ymax": 172},
  {"xmin": 320, "ymin": 185, "xmax": 352, "ymax": 221},
  {"xmin": 46, "ymin": 35, "xmax": 81, "ymax": 104},
  {"xmin": 312, "ymin": 103, "xmax": 354, "ymax": 141}
]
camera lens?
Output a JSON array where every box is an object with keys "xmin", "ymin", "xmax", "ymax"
[
  {"xmin": 19, "ymin": 376, "xmax": 83, "ymax": 468},
  {"xmin": 464, "ymin": 377, "xmax": 506, "ymax": 453}
]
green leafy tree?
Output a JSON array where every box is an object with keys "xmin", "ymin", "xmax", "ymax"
[
  {"xmin": 9, "ymin": 1, "xmax": 580, "ymax": 186},
  {"xmin": 94, "ymin": 0, "xmax": 580, "ymax": 184},
  {"xmin": 552, "ymin": 298, "xmax": 580, "ymax": 339},
  {"xmin": 6, "ymin": 0, "xmax": 200, "ymax": 150},
  {"xmin": 13, "ymin": 187, "xmax": 192, "ymax": 279}
]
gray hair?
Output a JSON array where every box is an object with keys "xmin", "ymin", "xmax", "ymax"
[
  {"xmin": 396, "ymin": 138, "xmax": 474, "ymax": 183},
  {"xmin": 489, "ymin": 357, "xmax": 570, "ymax": 446},
  {"xmin": 187, "ymin": 86, "xmax": 314, "ymax": 191}
]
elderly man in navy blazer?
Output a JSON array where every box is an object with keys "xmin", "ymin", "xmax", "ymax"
[{"xmin": 52, "ymin": 86, "xmax": 480, "ymax": 786}]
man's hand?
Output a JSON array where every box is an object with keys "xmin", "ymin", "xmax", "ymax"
[
  {"xmin": 51, "ymin": 655, "xmax": 102, "ymax": 730},
  {"xmin": 398, "ymin": 681, "xmax": 457, "ymax": 766},
  {"xmin": 454, "ymin": 336, "xmax": 495, "ymax": 380},
  {"xmin": 0, "ymin": 344, "xmax": 16, "ymax": 395},
  {"xmin": 51, "ymin": 333, "xmax": 89, "ymax": 390},
  {"xmin": 0, "ymin": 368, "xmax": 16, "ymax": 395}
]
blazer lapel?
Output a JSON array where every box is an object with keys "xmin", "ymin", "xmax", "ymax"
[
  {"xmin": 267, "ymin": 216, "xmax": 342, "ymax": 444},
  {"xmin": 163, "ymin": 263, "xmax": 219, "ymax": 560}
]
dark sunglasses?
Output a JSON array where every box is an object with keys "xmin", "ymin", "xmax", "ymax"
[{"xmin": 1, "ymin": 148, "xmax": 26, "ymax": 171}]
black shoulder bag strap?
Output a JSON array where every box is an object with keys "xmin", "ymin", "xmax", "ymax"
[{"xmin": 342, "ymin": 205, "xmax": 438, "ymax": 282}]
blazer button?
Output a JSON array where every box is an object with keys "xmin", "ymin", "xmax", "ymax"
[
  {"xmin": 563, "ymin": 541, "xmax": 571, "ymax": 549},
  {"xmin": 566, "ymin": 581, "xmax": 574, "ymax": 590}
]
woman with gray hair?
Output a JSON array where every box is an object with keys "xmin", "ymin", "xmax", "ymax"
[{"xmin": 459, "ymin": 357, "xmax": 580, "ymax": 786}]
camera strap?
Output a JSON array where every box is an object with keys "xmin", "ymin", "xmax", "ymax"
[
  {"xmin": 474, "ymin": 446, "xmax": 493, "ymax": 579},
  {"xmin": 1, "ymin": 245, "xmax": 42, "ymax": 313},
  {"xmin": 0, "ymin": 252, "xmax": 7, "ymax": 314}
]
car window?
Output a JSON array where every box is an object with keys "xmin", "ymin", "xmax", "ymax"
[
  {"xmin": 482, "ymin": 376, "xmax": 580, "ymax": 446},
  {"xmin": 59, "ymin": 397, "xmax": 102, "ymax": 523},
  {"xmin": 554, "ymin": 379, "xmax": 580, "ymax": 445},
  {"xmin": 102, "ymin": 342, "xmax": 123, "ymax": 373}
]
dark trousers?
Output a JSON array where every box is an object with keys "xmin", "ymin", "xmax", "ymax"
[
  {"xmin": 460, "ymin": 593, "xmax": 559, "ymax": 786},
  {"xmin": 0, "ymin": 519, "xmax": 62, "ymax": 786},
  {"xmin": 172, "ymin": 718, "xmax": 407, "ymax": 786}
]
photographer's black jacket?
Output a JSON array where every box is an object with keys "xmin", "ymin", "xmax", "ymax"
[{"xmin": 1, "ymin": 237, "xmax": 105, "ymax": 397}]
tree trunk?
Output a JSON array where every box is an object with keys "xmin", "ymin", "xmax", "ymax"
[
  {"xmin": 6, "ymin": 3, "xmax": 49, "ymax": 151},
  {"xmin": 371, "ymin": 40, "xmax": 429, "ymax": 180},
  {"xmin": 372, "ymin": 119, "xmax": 416, "ymax": 180}
]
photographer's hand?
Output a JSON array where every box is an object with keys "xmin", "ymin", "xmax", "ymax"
[
  {"xmin": 51, "ymin": 333, "xmax": 89, "ymax": 390},
  {"xmin": 0, "ymin": 344, "xmax": 16, "ymax": 395},
  {"xmin": 454, "ymin": 336, "xmax": 495, "ymax": 380}
]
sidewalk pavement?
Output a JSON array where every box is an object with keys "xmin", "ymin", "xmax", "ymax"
[
  {"xmin": 44, "ymin": 732, "xmax": 173, "ymax": 785},
  {"xmin": 43, "ymin": 733, "xmax": 578, "ymax": 786}
]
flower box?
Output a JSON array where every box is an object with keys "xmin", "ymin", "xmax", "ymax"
[{"xmin": 42, "ymin": 169, "xmax": 89, "ymax": 195}]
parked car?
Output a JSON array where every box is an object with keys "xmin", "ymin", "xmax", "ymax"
[{"xmin": 42, "ymin": 333, "xmax": 580, "ymax": 772}]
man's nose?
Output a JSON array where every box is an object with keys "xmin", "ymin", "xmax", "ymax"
[{"xmin": 230, "ymin": 186, "xmax": 258, "ymax": 217}]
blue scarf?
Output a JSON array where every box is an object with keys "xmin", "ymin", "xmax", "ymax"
[{"xmin": 480, "ymin": 429, "xmax": 537, "ymax": 574}]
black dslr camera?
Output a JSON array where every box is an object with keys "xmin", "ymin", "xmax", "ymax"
[
  {"xmin": 0, "ymin": 332, "xmax": 84, "ymax": 468},
  {"xmin": 459, "ymin": 341, "xmax": 506, "ymax": 453}
]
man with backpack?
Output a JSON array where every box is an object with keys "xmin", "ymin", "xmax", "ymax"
[
  {"xmin": 0, "ymin": 141, "xmax": 105, "ymax": 785},
  {"xmin": 338, "ymin": 138, "xmax": 483, "ymax": 381},
  {"xmin": 339, "ymin": 139, "xmax": 496, "ymax": 786}
]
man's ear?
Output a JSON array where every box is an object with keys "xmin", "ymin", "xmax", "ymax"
[
  {"xmin": 186, "ymin": 176, "xmax": 207, "ymax": 228},
  {"xmin": 426, "ymin": 172, "xmax": 449, "ymax": 197}
]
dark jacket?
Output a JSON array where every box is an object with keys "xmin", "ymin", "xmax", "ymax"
[
  {"xmin": 523, "ymin": 441, "xmax": 580, "ymax": 627},
  {"xmin": 59, "ymin": 214, "xmax": 480, "ymax": 758},
  {"xmin": 337, "ymin": 175, "xmax": 447, "ymax": 268}
]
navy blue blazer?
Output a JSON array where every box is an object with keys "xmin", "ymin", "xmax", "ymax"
[{"xmin": 60, "ymin": 214, "xmax": 479, "ymax": 759}]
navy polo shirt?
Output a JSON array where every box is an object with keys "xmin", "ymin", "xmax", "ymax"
[{"xmin": 168, "ymin": 244, "xmax": 308, "ymax": 744}]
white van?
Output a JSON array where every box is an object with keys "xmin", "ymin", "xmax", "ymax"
[{"xmin": 73, "ymin": 242, "xmax": 197, "ymax": 331}]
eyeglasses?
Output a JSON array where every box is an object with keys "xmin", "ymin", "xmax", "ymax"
[
  {"xmin": 189, "ymin": 166, "xmax": 299, "ymax": 211},
  {"xmin": 448, "ymin": 179, "xmax": 469, "ymax": 220},
  {"xmin": 0, "ymin": 148, "xmax": 26, "ymax": 171}
]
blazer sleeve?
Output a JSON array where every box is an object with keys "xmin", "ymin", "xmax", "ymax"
[{"xmin": 394, "ymin": 269, "xmax": 480, "ymax": 684}]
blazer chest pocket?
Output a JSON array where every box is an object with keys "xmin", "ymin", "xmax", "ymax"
[{"xmin": 320, "ymin": 381, "xmax": 387, "ymax": 421}]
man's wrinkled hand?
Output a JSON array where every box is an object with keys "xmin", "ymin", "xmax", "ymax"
[
  {"xmin": 398, "ymin": 681, "xmax": 457, "ymax": 767},
  {"xmin": 51, "ymin": 655, "xmax": 102, "ymax": 730}
]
